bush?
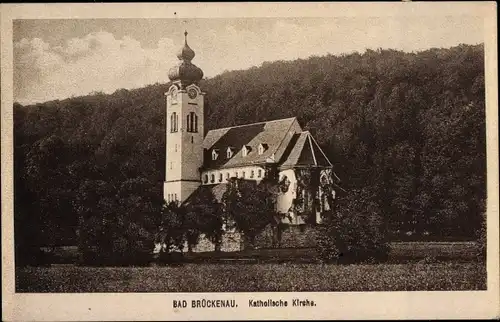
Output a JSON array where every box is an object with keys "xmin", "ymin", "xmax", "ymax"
[
  {"xmin": 316, "ymin": 188, "xmax": 390, "ymax": 264},
  {"xmin": 157, "ymin": 250, "xmax": 184, "ymax": 265},
  {"xmin": 77, "ymin": 240, "xmax": 153, "ymax": 267}
]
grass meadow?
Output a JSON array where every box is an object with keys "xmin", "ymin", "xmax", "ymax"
[
  {"xmin": 16, "ymin": 242, "xmax": 485, "ymax": 292},
  {"xmin": 16, "ymin": 262, "xmax": 485, "ymax": 292}
]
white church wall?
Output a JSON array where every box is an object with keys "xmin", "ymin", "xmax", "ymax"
[
  {"xmin": 276, "ymin": 169, "xmax": 297, "ymax": 215},
  {"xmin": 163, "ymin": 180, "xmax": 200, "ymax": 204},
  {"xmin": 163, "ymin": 181, "xmax": 182, "ymax": 203},
  {"xmin": 201, "ymin": 165, "xmax": 266, "ymax": 185}
]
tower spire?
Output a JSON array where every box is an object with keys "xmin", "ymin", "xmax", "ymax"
[{"xmin": 168, "ymin": 31, "xmax": 204, "ymax": 87}]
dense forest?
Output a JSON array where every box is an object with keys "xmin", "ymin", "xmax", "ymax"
[{"xmin": 14, "ymin": 44, "xmax": 486, "ymax": 255}]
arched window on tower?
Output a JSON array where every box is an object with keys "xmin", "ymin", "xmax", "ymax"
[
  {"xmin": 171, "ymin": 112, "xmax": 179, "ymax": 133},
  {"xmin": 187, "ymin": 112, "xmax": 198, "ymax": 133},
  {"xmin": 171, "ymin": 112, "xmax": 179, "ymax": 132}
]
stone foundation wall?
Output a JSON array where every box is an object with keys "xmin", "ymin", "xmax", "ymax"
[
  {"xmin": 252, "ymin": 224, "xmax": 319, "ymax": 249},
  {"xmin": 184, "ymin": 235, "xmax": 216, "ymax": 253},
  {"xmin": 278, "ymin": 225, "xmax": 318, "ymax": 248},
  {"xmin": 186, "ymin": 232, "xmax": 244, "ymax": 253},
  {"xmin": 220, "ymin": 232, "xmax": 243, "ymax": 252},
  {"xmin": 188, "ymin": 225, "xmax": 320, "ymax": 253}
]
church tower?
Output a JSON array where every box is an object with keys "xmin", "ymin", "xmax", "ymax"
[{"xmin": 164, "ymin": 31, "xmax": 204, "ymax": 204}]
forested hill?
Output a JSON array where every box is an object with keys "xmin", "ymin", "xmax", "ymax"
[{"xmin": 14, "ymin": 44, "xmax": 485, "ymax": 246}]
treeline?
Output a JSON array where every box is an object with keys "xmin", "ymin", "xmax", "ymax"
[{"xmin": 14, "ymin": 44, "xmax": 486, "ymax": 262}]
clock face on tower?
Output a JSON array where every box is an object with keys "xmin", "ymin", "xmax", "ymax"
[{"xmin": 188, "ymin": 88, "xmax": 198, "ymax": 99}]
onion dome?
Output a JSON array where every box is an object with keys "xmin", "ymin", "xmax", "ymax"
[
  {"xmin": 176, "ymin": 31, "xmax": 196, "ymax": 61},
  {"xmin": 168, "ymin": 31, "xmax": 204, "ymax": 87}
]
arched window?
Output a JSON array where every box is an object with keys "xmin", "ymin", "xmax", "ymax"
[
  {"xmin": 219, "ymin": 173, "xmax": 223, "ymax": 182},
  {"xmin": 250, "ymin": 170, "xmax": 255, "ymax": 178},
  {"xmin": 187, "ymin": 112, "xmax": 198, "ymax": 133},
  {"xmin": 258, "ymin": 169, "xmax": 262, "ymax": 178},
  {"xmin": 203, "ymin": 174, "xmax": 208, "ymax": 183},
  {"xmin": 226, "ymin": 172, "xmax": 230, "ymax": 179},
  {"xmin": 171, "ymin": 112, "xmax": 178, "ymax": 132},
  {"xmin": 242, "ymin": 171, "xmax": 246, "ymax": 178},
  {"xmin": 211, "ymin": 174, "xmax": 215, "ymax": 183}
]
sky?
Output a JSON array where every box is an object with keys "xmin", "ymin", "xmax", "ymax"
[{"xmin": 13, "ymin": 16, "xmax": 484, "ymax": 105}]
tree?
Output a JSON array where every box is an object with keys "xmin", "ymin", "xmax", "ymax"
[
  {"xmin": 113, "ymin": 178, "xmax": 163, "ymax": 264},
  {"xmin": 22, "ymin": 135, "xmax": 76, "ymax": 249},
  {"xmin": 184, "ymin": 188, "xmax": 224, "ymax": 252},
  {"xmin": 74, "ymin": 179, "xmax": 117, "ymax": 265},
  {"xmin": 157, "ymin": 200, "xmax": 186, "ymax": 253},
  {"xmin": 222, "ymin": 178, "xmax": 278, "ymax": 249},
  {"xmin": 316, "ymin": 187, "xmax": 390, "ymax": 263}
]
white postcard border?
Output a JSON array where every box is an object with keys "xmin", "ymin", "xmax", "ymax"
[{"xmin": 1, "ymin": 2, "xmax": 498, "ymax": 321}]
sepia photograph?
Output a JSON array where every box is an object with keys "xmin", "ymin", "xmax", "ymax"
[{"xmin": 1, "ymin": 2, "xmax": 498, "ymax": 321}]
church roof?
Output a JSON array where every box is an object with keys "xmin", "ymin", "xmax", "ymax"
[
  {"xmin": 202, "ymin": 117, "xmax": 332, "ymax": 171},
  {"xmin": 279, "ymin": 131, "xmax": 332, "ymax": 169},
  {"xmin": 183, "ymin": 183, "xmax": 227, "ymax": 205},
  {"xmin": 202, "ymin": 117, "xmax": 300, "ymax": 170}
]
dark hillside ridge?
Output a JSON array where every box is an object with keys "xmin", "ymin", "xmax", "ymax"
[{"xmin": 14, "ymin": 44, "xmax": 485, "ymax": 246}]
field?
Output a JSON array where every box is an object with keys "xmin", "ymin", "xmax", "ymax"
[
  {"xmin": 16, "ymin": 262, "xmax": 485, "ymax": 292},
  {"xmin": 17, "ymin": 242, "xmax": 484, "ymax": 292}
]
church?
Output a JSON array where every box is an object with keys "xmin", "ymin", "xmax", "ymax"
[{"xmin": 162, "ymin": 32, "xmax": 339, "ymax": 250}]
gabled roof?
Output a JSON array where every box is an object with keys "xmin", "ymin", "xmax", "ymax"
[
  {"xmin": 279, "ymin": 131, "xmax": 332, "ymax": 169},
  {"xmin": 202, "ymin": 117, "xmax": 300, "ymax": 170},
  {"xmin": 183, "ymin": 183, "xmax": 227, "ymax": 205}
]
